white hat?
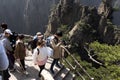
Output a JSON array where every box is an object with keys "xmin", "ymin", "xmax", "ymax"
[
  {"xmin": 4, "ymin": 29, "xmax": 12, "ymax": 35},
  {"xmin": 36, "ymin": 32, "xmax": 41, "ymax": 35}
]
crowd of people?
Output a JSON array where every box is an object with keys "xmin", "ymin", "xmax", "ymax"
[{"xmin": 0, "ymin": 23, "xmax": 65, "ymax": 80}]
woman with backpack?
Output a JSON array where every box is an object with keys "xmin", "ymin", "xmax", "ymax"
[{"xmin": 32, "ymin": 39, "xmax": 48, "ymax": 79}]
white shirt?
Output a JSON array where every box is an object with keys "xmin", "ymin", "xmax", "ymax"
[{"xmin": 32, "ymin": 47, "xmax": 48, "ymax": 65}]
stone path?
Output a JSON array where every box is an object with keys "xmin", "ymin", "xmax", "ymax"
[{"xmin": 9, "ymin": 50, "xmax": 54, "ymax": 80}]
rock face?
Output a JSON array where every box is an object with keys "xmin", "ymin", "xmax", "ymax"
[
  {"xmin": 0, "ymin": 0, "xmax": 58, "ymax": 34},
  {"xmin": 0, "ymin": 0, "xmax": 119, "ymax": 35},
  {"xmin": 45, "ymin": 0, "xmax": 82, "ymax": 35},
  {"xmin": 46, "ymin": 0, "xmax": 120, "ymax": 45}
]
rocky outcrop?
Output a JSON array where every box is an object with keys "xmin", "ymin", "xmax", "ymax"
[
  {"xmin": 45, "ymin": 0, "xmax": 82, "ymax": 35},
  {"xmin": 69, "ymin": 7, "xmax": 101, "ymax": 45},
  {"xmin": 98, "ymin": 0, "xmax": 113, "ymax": 19},
  {"xmin": 46, "ymin": 0, "xmax": 120, "ymax": 45},
  {"xmin": 97, "ymin": 0, "xmax": 119, "ymax": 44}
]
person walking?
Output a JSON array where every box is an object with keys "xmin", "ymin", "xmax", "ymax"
[
  {"xmin": 0, "ymin": 23, "xmax": 15, "ymax": 71},
  {"xmin": 50, "ymin": 31, "xmax": 63, "ymax": 74},
  {"xmin": 32, "ymin": 39, "xmax": 48, "ymax": 79},
  {"xmin": 30, "ymin": 32, "xmax": 43, "ymax": 53},
  {"xmin": 0, "ymin": 41, "xmax": 9, "ymax": 71},
  {"xmin": 1, "ymin": 29, "xmax": 13, "ymax": 80},
  {"xmin": 14, "ymin": 34, "xmax": 28, "ymax": 74},
  {"xmin": 0, "ymin": 41, "xmax": 9, "ymax": 80}
]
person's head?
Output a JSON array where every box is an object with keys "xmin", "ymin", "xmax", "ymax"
[
  {"xmin": 36, "ymin": 32, "xmax": 42, "ymax": 36},
  {"xmin": 1, "ymin": 23, "xmax": 8, "ymax": 31},
  {"xmin": 55, "ymin": 30, "xmax": 63, "ymax": 38},
  {"xmin": 37, "ymin": 39, "xmax": 45, "ymax": 47},
  {"xmin": 36, "ymin": 32, "xmax": 43, "ymax": 39},
  {"xmin": 4, "ymin": 29, "xmax": 12, "ymax": 37},
  {"xmin": 37, "ymin": 35, "xmax": 43, "ymax": 40},
  {"xmin": 18, "ymin": 34, "xmax": 24, "ymax": 40}
]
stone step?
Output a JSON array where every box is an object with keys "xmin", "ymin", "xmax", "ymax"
[
  {"xmin": 63, "ymin": 71, "xmax": 75, "ymax": 80},
  {"xmin": 54, "ymin": 67, "xmax": 69, "ymax": 80}
]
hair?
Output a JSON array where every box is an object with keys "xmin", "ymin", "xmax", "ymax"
[
  {"xmin": 18, "ymin": 34, "xmax": 24, "ymax": 40},
  {"xmin": 1, "ymin": 23, "xmax": 8, "ymax": 29},
  {"xmin": 55, "ymin": 30, "xmax": 63, "ymax": 37},
  {"xmin": 37, "ymin": 39, "xmax": 45, "ymax": 47}
]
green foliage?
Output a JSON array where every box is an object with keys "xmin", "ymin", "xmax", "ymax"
[
  {"xmin": 88, "ymin": 41, "xmax": 120, "ymax": 79},
  {"xmin": 58, "ymin": 25, "xmax": 69, "ymax": 41},
  {"xmin": 63, "ymin": 41, "xmax": 120, "ymax": 79},
  {"xmin": 77, "ymin": 21, "xmax": 97, "ymax": 43},
  {"xmin": 89, "ymin": 41, "xmax": 120, "ymax": 66},
  {"xmin": 58, "ymin": 25, "xmax": 68, "ymax": 32},
  {"xmin": 78, "ymin": 21, "xmax": 96, "ymax": 35}
]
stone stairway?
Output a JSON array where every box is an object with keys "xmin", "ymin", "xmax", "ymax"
[
  {"xmin": 9, "ymin": 49, "xmax": 75, "ymax": 80},
  {"xmin": 54, "ymin": 66, "xmax": 74, "ymax": 80}
]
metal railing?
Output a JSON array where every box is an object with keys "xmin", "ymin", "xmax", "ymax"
[{"xmin": 61, "ymin": 46, "xmax": 94, "ymax": 80}]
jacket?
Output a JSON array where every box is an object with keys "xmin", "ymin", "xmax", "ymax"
[
  {"xmin": 51, "ymin": 37, "xmax": 63, "ymax": 59},
  {"xmin": 0, "ymin": 41, "xmax": 9, "ymax": 70},
  {"xmin": 14, "ymin": 40, "xmax": 26, "ymax": 59}
]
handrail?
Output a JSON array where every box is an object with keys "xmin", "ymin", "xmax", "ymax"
[
  {"xmin": 62, "ymin": 57, "xmax": 86, "ymax": 80},
  {"xmin": 61, "ymin": 46, "xmax": 94, "ymax": 80},
  {"xmin": 19, "ymin": 33, "xmax": 33, "ymax": 38}
]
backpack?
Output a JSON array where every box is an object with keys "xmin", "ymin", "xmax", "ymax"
[
  {"xmin": 37, "ymin": 48, "xmax": 40, "ymax": 55},
  {"xmin": 46, "ymin": 36, "xmax": 54, "ymax": 47},
  {"xmin": 9, "ymin": 32, "xmax": 18, "ymax": 50},
  {"xmin": 31, "ymin": 38, "xmax": 38, "ymax": 50}
]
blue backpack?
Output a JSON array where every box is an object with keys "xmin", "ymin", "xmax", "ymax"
[{"xmin": 46, "ymin": 36, "xmax": 54, "ymax": 47}]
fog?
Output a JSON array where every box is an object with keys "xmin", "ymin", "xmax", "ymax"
[{"xmin": 0, "ymin": 0, "xmax": 58, "ymax": 35}]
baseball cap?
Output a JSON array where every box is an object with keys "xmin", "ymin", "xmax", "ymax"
[{"xmin": 4, "ymin": 29, "xmax": 12, "ymax": 35}]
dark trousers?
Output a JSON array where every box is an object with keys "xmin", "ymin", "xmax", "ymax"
[
  {"xmin": 7, "ymin": 53, "xmax": 15, "ymax": 69},
  {"xmin": 2, "ymin": 69, "xmax": 10, "ymax": 80},
  {"xmin": 38, "ymin": 65, "xmax": 45, "ymax": 77},
  {"xmin": 50, "ymin": 58, "xmax": 59, "ymax": 71},
  {"xmin": 20, "ymin": 59, "xmax": 26, "ymax": 70}
]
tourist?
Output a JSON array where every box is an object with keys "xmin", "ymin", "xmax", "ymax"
[
  {"xmin": 50, "ymin": 30, "xmax": 63, "ymax": 74},
  {"xmin": 14, "ymin": 34, "xmax": 28, "ymax": 74},
  {"xmin": 1, "ymin": 29, "xmax": 13, "ymax": 80},
  {"xmin": 33, "ymin": 39, "xmax": 48, "ymax": 79},
  {"xmin": 0, "ymin": 41, "xmax": 9, "ymax": 71}
]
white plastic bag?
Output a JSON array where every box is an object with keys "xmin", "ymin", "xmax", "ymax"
[{"xmin": 46, "ymin": 47, "xmax": 53, "ymax": 57}]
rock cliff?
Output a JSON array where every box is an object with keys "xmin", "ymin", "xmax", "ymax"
[{"xmin": 46, "ymin": 0, "xmax": 120, "ymax": 45}]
